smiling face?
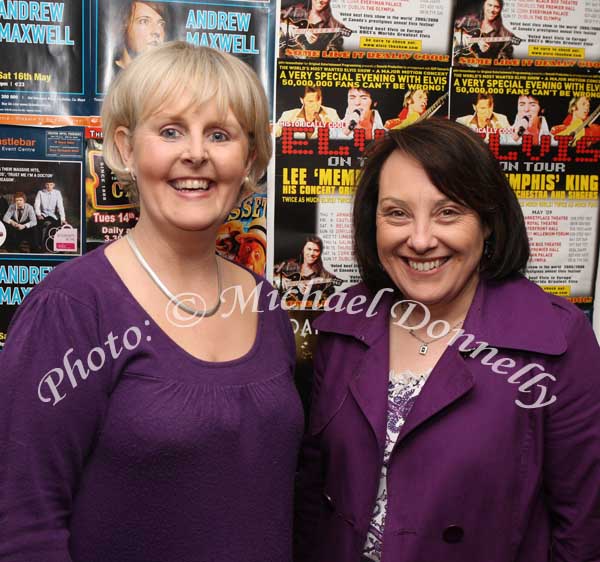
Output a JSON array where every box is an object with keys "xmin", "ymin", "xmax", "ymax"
[
  {"xmin": 376, "ymin": 150, "xmax": 489, "ymax": 313},
  {"xmin": 115, "ymin": 96, "xmax": 251, "ymax": 236},
  {"xmin": 409, "ymin": 90, "xmax": 428, "ymax": 113},
  {"xmin": 303, "ymin": 241, "xmax": 321, "ymax": 266},
  {"xmin": 573, "ymin": 96, "xmax": 590, "ymax": 120},
  {"xmin": 126, "ymin": 2, "xmax": 166, "ymax": 56},
  {"xmin": 483, "ymin": 0, "xmax": 502, "ymax": 22}
]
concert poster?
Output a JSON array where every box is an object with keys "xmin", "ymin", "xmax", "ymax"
[
  {"xmin": 0, "ymin": 257, "xmax": 64, "ymax": 349},
  {"xmin": 452, "ymin": 0, "xmax": 600, "ymax": 66},
  {"xmin": 450, "ymin": 66, "xmax": 600, "ymax": 305},
  {"xmin": 92, "ymin": 0, "xmax": 276, "ymax": 112},
  {"xmin": 271, "ymin": 57, "xmax": 450, "ymax": 309},
  {"xmin": 0, "ymin": 125, "xmax": 84, "ymax": 257},
  {"xmin": 84, "ymin": 128, "xmax": 139, "ymax": 251},
  {"xmin": 0, "ymin": 0, "xmax": 88, "ymax": 121},
  {"xmin": 279, "ymin": 0, "xmax": 453, "ymax": 59}
]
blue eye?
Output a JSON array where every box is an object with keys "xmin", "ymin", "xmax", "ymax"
[
  {"xmin": 210, "ymin": 131, "xmax": 229, "ymax": 142},
  {"xmin": 160, "ymin": 128, "xmax": 181, "ymax": 139}
]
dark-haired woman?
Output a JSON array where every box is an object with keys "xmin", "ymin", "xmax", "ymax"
[{"xmin": 294, "ymin": 119, "xmax": 600, "ymax": 562}]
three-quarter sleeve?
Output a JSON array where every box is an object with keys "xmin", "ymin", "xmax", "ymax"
[{"xmin": 0, "ymin": 289, "xmax": 113, "ymax": 562}]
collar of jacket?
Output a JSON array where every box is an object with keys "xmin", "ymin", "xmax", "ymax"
[{"xmin": 313, "ymin": 275, "xmax": 567, "ymax": 356}]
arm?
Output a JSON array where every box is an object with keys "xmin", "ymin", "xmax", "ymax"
[
  {"xmin": 0, "ymin": 289, "xmax": 111, "ymax": 562},
  {"xmin": 56, "ymin": 191, "xmax": 65, "ymax": 222},
  {"xmin": 544, "ymin": 309, "xmax": 600, "ymax": 560},
  {"xmin": 24, "ymin": 205, "xmax": 37, "ymax": 228},
  {"xmin": 34, "ymin": 190, "xmax": 42, "ymax": 217},
  {"xmin": 3, "ymin": 204, "xmax": 14, "ymax": 224}
]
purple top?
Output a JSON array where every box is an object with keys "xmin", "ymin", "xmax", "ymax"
[{"xmin": 0, "ymin": 246, "xmax": 304, "ymax": 562}]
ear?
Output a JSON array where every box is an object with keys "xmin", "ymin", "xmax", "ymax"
[{"xmin": 114, "ymin": 126, "xmax": 134, "ymax": 171}]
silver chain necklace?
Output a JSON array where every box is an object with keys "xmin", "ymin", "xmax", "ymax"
[
  {"xmin": 126, "ymin": 233, "xmax": 222, "ymax": 318},
  {"xmin": 408, "ymin": 318, "xmax": 464, "ymax": 355}
]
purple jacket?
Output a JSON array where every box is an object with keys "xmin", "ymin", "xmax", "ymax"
[{"xmin": 295, "ymin": 276, "xmax": 600, "ymax": 562}]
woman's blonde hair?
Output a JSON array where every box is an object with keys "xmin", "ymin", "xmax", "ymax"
[{"xmin": 102, "ymin": 41, "xmax": 272, "ymax": 202}]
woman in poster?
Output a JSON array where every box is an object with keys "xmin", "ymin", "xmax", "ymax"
[
  {"xmin": 0, "ymin": 42, "xmax": 303, "ymax": 562},
  {"xmin": 295, "ymin": 119, "xmax": 600, "ymax": 562}
]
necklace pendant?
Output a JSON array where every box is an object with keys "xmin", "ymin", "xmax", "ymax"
[{"xmin": 418, "ymin": 344, "xmax": 429, "ymax": 355}]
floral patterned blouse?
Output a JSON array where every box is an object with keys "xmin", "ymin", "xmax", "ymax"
[{"xmin": 361, "ymin": 368, "xmax": 432, "ymax": 562}]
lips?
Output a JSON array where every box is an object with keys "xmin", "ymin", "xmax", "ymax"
[
  {"xmin": 169, "ymin": 179, "xmax": 212, "ymax": 192},
  {"xmin": 406, "ymin": 257, "xmax": 450, "ymax": 272}
]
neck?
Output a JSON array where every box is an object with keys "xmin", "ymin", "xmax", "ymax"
[
  {"xmin": 132, "ymin": 215, "xmax": 219, "ymax": 282},
  {"xmin": 398, "ymin": 274, "xmax": 480, "ymax": 331}
]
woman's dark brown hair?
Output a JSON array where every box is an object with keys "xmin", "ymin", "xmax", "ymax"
[{"xmin": 353, "ymin": 118, "xmax": 530, "ymax": 294}]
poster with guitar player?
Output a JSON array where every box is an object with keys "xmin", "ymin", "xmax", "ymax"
[
  {"xmin": 451, "ymin": 66, "xmax": 600, "ymax": 305},
  {"xmin": 272, "ymin": 57, "xmax": 450, "ymax": 309},
  {"xmin": 452, "ymin": 0, "xmax": 600, "ymax": 66},
  {"xmin": 278, "ymin": 0, "xmax": 454, "ymax": 59}
]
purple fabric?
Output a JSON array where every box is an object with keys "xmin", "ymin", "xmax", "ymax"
[
  {"xmin": 294, "ymin": 277, "xmax": 600, "ymax": 562},
  {"xmin": 0, "ymin": 246, "xmax": 303, "ymax": 562}
]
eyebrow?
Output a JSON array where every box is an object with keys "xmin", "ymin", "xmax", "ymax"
[{"xmin": 378, "ymin": 196, "xmax": 457, "ymax": 208}]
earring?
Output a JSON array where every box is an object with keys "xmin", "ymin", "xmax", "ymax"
[{"xmin": 483, "ymin": 238, "xmax": 494, "ymax": 259}]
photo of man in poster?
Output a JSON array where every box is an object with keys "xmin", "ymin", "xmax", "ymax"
[
  {"xmin": 456, "ymin": 93, "xmax": 510, "ymax": 134},
  {"xmin": 274, "ymin": 235, "xmax": 339, "ymax": 308},
  {"xmin": 1, "ymin": 193, "xmax": 37, "ymax": 253},
  {"xmin": 551, "ymin": 96, "xmax": 600, "ymax": 146},
  {"xmin": 275, "ymin": 86, "xmax": 340, "ymax": 139},
  {"xmin": 34, "ymin": 181, "xmax": 66, "ymax": 253},
  {"xmin": 384, "ymin": 89, "xmax": 429, "ymax": 130},
  {"xmin": 338, "ymin": 88, "xmax": 385, "ymax": 140},
  {"xmin": 507, "ymin": 94, "xmax": 551, "ymax": 145},
  {"xmin": 453, "ymin": 0, "xmax": 518, "ymax": 62},
  {"xmin": 280, "ymin": 0, "xmax": 349, "ymax": 56}
]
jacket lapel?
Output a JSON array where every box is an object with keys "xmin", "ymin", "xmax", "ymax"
[
  {"xmin": 349, "ymin": 329, "xmax": 390, "ymax": 455},
  {"xmin": 396, "ymin": 349, "xmax": 474, "ymax": 444}
]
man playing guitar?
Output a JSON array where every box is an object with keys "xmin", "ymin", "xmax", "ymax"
[
  {"xmin": 280, "ymin": 0, "xmax": 348, "ymax": 55},
  {"xmin": 453, "ymin": 0, "xmax": 518, "ymax": 62}
]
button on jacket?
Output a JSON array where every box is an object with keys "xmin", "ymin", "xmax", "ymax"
[{"xmin": 294, "ymin": 276, "xmax": 600, "ymax": 562}]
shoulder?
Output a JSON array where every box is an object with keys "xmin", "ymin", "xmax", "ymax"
[
  {"xmin": 279, "ymin": 108, "xmax": 301, "ymax": 120},
  {"xmin": 314, "ymin": 282, "xmax": 392, "ymax": 343},
  {"xmin": 494, "ymin": 113, "xmax": 511, "ymax": 126},
  {"xmin": 476, "ymin": 275, "xmax": 593, "ymax": 356},
  {"xmin": 24, "ymin": 245, "xmax": 115, "ymax": 308}
]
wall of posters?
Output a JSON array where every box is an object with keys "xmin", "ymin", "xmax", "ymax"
[
  {"xmin": 0, "ymin": 0, "xmax": 89, "ymax": 119},
  {"xmin": 92, "ymin": 0, "xmax": 276, "ymax": 112},
  {"xmin": 0, "ymin": 125, "xmax": 84, "ymax": 257},
  {"xmin": 272, "ymin": 57, "xmax": 450, "ymax": 309},
  {"xmin": 449, "ymin": 66, "xmax": 600, "ymax": 303},
  {"xmin": 279, "ymin": 0, "xmax": 453, "ymax": 59}
]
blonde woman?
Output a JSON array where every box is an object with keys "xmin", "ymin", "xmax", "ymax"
[{"xmin": 0, "ymin": 42, "xmax": 303, "ymax": 562}]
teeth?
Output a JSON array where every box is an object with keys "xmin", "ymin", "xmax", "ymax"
[
  {"xmin": 172, "ymin": 179, "xmax": 210, "ymax": 191},
  {"xmin": 408, "ymin": 258, "xmax": 446, "ymax": 272}
]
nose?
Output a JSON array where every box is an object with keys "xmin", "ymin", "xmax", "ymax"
[
  {"xmin": 150, "ymin": 21, "xmax": 162, "ymax": 38},
  {"xmin": 181, "ymin": 134, "xmax": 207, "ymax": 166},
  {"xmin": 407, "ymin": 218, "xmax": 438, "ymax": 254}
]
